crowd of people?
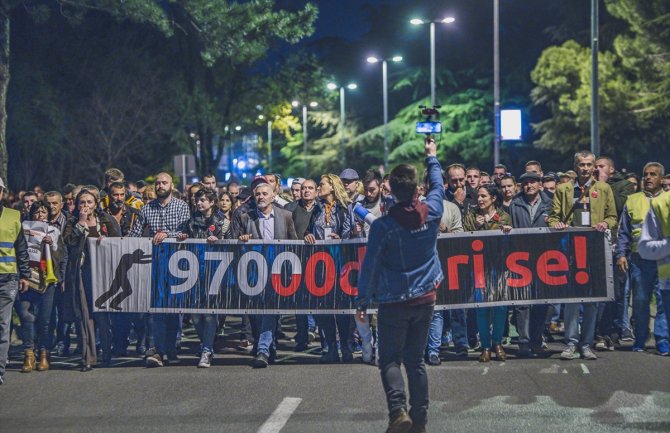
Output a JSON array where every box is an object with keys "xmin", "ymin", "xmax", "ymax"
[{"xmin": 0, "ymin": 150, "xmax": 669, "ymax": 385}]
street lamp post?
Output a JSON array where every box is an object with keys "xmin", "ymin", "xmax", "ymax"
[
  {"xmin": 493, "ymin": 0, "xmax": 501, "ymax": 165},
  {"xmin": 327, "ymin": 82, "xmax": 358, "ymax": 167},
  {"xmin": 410, "ymin": 16, "xmax": 455, "ymax": 107},
  {"xmin": 292, "ymin": 100, "xmax": 318, "ymax": 177},
  {"xmin": 367, "ymin": 55, "xmax": 402, "ymax": 169}
]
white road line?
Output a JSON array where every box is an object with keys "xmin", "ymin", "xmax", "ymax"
[
  {"xmin": 257, "ymin": 397, "xmax": 302, "ymax": 433},
  {"xmin": 580, "ymin": 363, "xmax": 590, "ymax": 374},
  {"xmin": 482, "ymin": 367, "xmax": 489, "ymax": 375}
]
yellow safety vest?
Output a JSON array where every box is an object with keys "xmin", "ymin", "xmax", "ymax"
[
  {"xmin": 0, "ymin": 207, "xmax": 21, "ymax": 274},
  {"xmin": 651, "ymin": 192, "xmax": 670, "ymax": 279},
  {"xmin": 625, "ymin": 192, "xmax": 653, "ymax": 253}
]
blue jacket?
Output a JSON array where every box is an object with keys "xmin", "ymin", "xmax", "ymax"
[
  {"xmin": 356, "ymin": 156, "xmax": 444, "ymax": 309},
  {"xmin": 508, "ymin": 191, "xmax": 552, "ymax": 229}
]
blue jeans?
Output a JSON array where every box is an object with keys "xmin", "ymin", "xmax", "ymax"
[
  {"xmin": 426, "ymin": 311, "xmax": 443, "ymax": 356},
  {"xmin": 447, "ymin": 309, "xmax": 469, "ymax": 350},
  {"xmin": 564, "ymin": 302, "xmax": 597, "ymax": 348},
  {"xmin": 630, "ymin": 254, "xmax": 668, "ymax": 349},
  {"xmin": 253, "ymin": 315, "xmax": 277, "ymax": 356},
  {"xmin": 295, "ymin": 314, "xmax": 316, "ymax": 345},
  {"xmin": 476, "ymin": 307, "xmax": 507, "ymax": 349},
  {"xmin": 15, "ymin": 284, "xmax": 56, "ymax": 350},
  {"xmin": 192, "ymin": 314, "xmax": 218, "ymax": 353},
  {"xmin": 623, "ymin": 275, "xmax": 631, "ymax": 331}
]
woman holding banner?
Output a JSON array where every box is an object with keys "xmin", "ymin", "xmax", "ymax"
[
  {"xmin": 463, "ymin": 184, "xmax": 512, "ymax": 363},
  {"xmin": 305, "ymin": 174, "xmax": 358, "ymax": 363},
  {"xmin": 63, "ymin": 190, "xmax": 121, "ymax": 372},
  {"xmin": 16, "ymin": 201, "xmax": 64, "ymax": 372},
  {"xmin": 178, "ymin": 188, "xmax": 229, "ymax": 368}
]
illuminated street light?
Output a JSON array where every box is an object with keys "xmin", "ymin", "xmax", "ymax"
[
  {"xmin": 366, "ymin": 55, "xmax": 403, "ymax": 168},
  {"xmin": 410, "ymin": 15, "xmax": 456, "ymax": 106},
  {"xmin": 327, "ymin": 81, "xmax": 359, "ymax": 166}
]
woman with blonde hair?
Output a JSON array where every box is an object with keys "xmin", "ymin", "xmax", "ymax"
[{"xmin": 305, "ymin": 174, "xmax": 357, "ymax": 363}]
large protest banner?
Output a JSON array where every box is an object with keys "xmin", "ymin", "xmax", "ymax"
[{"xmin": 90, "ymin": 228, "xmax": 612, "ymax": 313}]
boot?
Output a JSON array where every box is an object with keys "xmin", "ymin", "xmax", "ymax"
[
  {"xmin": 385, "ymin": 408, "xmax": 412, "ymax": 433},
  {"xmin": 494, "ymin": 344, "xmax": 507, "ymax": 361},
  {"xmin": 21, "ymin": 349, "xmax": 35, "ymax": 373},
  {"xmin": 36, "ymin": 349, "xmax": 50, "ymax": 371}
]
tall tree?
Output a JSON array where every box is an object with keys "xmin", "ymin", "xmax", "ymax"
[{"xmin": 0, "ymin": 0, "xmax": 318, "ymax": 181}]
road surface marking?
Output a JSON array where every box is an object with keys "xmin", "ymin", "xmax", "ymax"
[
  {"xmin": 581, "ymin": 363, "xmax": 590, "ymax": 374},
  {"xmin": 257, "ymin": 397, "xmax": 302, "ymax": 433},
  {"xmin": 482, "ymin": 367, "xmax": 489, "ymax": 375}
]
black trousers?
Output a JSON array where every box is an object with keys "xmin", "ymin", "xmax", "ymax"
[{"xmin": 377, "ymin": 301, "xmax": 434, "ymax": 426}]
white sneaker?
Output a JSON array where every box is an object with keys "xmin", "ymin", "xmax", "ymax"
[
  {"xmin": 581, "ymin": 346, "xmax": 598, "ymax": 360},
  {"xmin": 560, "ymin": 345, "xmax": 579, "ymax": 360},
  {"xmin": 198, "ymin": 351, "xmax": 213, "ymax": 368}
]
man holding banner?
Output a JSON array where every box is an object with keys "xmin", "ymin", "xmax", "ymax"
[
  {"xmin": 238, "ymin": 182, "xmax": 298, "ymax": 368},
  {"xmin": 129, "ymin": 172, "xmax": 189, "ymax": 368},
  {"xmin": 548, "ymin": 150, "xmax": 617, "ymax": 361},
  {"xmin": 356, "ymin": 139, "xmax": 443, "ymax": 433}
]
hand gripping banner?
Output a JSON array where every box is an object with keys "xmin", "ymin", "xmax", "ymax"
[{"xmin": 90, "ymin": 228, "xmax": 613, "ymax": 314}]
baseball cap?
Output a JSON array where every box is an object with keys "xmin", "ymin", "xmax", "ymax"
[
  {"xmin": 519, "ymin": 172, "xmax": 542, "ymax": 182},
  {"xmin": 339, "ymin": 168, "xmax": 359, "ymax": 181},
  {"xmin": 542, "ymin": 172, "xmax": 559, "ymax": 182},
  {"xmin": 237, "ymin": 187, "xmax": 253, "ymax": 201}
]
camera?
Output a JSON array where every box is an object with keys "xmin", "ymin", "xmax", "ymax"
[{"xmin": 416, "ymin": 105, "xmax": 441, "ymax": 137}]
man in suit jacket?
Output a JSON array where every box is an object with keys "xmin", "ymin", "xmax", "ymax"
[
  {"xmin": 547, "ymin": 150, "xmax": 617, "ymax": 362},
  {"xmin": 238, "ymin": 183, "xmax": 298, "ymax": 368}
]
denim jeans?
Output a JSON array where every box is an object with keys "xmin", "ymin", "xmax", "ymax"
[
  {"xmin": 630, "ymin": 254, "xmax": 668, "ymax": 349},
  {"xmin": 378, "ymin": 302, "xmax": 434, "ymax": 426},
  {"xmin": 153, "ymin": 313, "xmax": 179, "ymax": 356},
  {"xmin": 15, "ymin": 284, "xmax": 56, "ymax": 350},
  {"xmin": 0, "ymin": 279, "xmax": 18, "ymax": 377},
  {"xmin": 622, "ymin": 277, "xmax": 631, "ymax": 331},
  {"xmin": 446, "ymin": 309, "xmax": 469, "ymax": 350},
  {"xmin": 476, "ymin": 306, "xmax": 507, "ymax": 349},
  {"xmin": 316, "ymin": 314, "xmax": 352, "ymax": 355},
  {"xmin": 192, "ymin": 314, "xmax": 218, "ymax": 352},
  {"xmin": 426, "ymin": 311, "xmax": 443, "ymax": 356},
  {"xmin": 254, "ymin": 315, "xmax": 277, "ymax": 356},
  {"xmin": 564, "ymin": 302, "xmax": 597, "ymax": 348}
]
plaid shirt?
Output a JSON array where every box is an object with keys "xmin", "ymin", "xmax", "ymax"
[{"xmin": 128, "ymin": 197, "xmax": 190, "ymax": 237}]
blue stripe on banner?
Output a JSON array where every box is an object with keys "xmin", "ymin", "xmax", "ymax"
[
  {"xmin": 0, "ymin": 242, "xmax": 14, "ymax": 248},
  {"xmin": 0, "ymin": 256, "xmax": 16, "ymax": 262}
]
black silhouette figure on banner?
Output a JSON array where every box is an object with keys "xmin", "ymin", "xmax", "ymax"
[{"xmin": 95, "ymin": 249, "xmax": 152, "ymax": 311}]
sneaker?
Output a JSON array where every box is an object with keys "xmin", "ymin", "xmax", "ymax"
[
  {"xmin": 54, "ymin": 341, "xmax": 65, "ymax": 357},
  {"xmin": 427, "ymin": 353, "xmax": 441, "ymax": 366},
  {"xmin": 656, "ymin": 342, "xmax": 670, "ymax": 356},
  {"xmin": 632, "ymin": 346, "xmax": 645, "ymax": 353},
  {"xmin": 307, "ymin": 331, "xmax": 316, "ymax": 343},
  {"xmin": 560, "ymin": 345, "xmax": 579, "ymax": 360},
  {"xmin": 581, "ymin": 346, "xmax": 598, "ymax": 360},
  {"xmin": 145, "ymin": 352, "xmax": 164, "ymax": 368},
  {"xmin": 594, "ymin": 338, "xmax": 607, "ymax": 351},
  {"xmin": 198, "ymin": 351, "xmax": 213, "ymax": 368},
  {"xmin": 620, "ymin": 328, "xmax": 634, "ymax": 342},
  {"xmin": 352, "ymin": 342, "xmax": 363, "ymax": 355}
]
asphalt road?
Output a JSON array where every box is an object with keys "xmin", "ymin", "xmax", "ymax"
[{"xmin": 1, "ymin": 328, "xmax": 669, "ymax": 433}]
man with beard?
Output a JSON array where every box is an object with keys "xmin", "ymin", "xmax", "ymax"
[
  {"xmin": 359, "ymin": 169, "xmax": 394, "ymax": 236},
  {"xmin": 492, "ymin": 164, "xmax": 508, "ymax": 187},
  {"xmin": 129, "ymin": 173, "xmax": 190, "ymax": 367},
  {"xmin": 105, "ymin": 182, "xmax": 140, "ymax": 236},
  {"xmin": 445, "ymin": 164, "xmax": 477, "ymax": 218},
  {"xmin": 238, "ymin": 183, "xmax": 297, "ymax": 368},
  {"xmin": 100, "ymin": 168, "xmax": 143, "ymax": 212}
]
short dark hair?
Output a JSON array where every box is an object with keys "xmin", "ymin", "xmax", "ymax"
[
  {"xmin": 494, "ymin": 164, "xmax": 507, "ymax": 171},
  {"xmin": 362, "ymin": 169, "xmax": 382, "ymax": 186},
  {"xmin": 500, "ymin": 175, "xmax": 515, "ymax": 183},
  {"xmin": 195, "ymin": 187, "xmax": 218, "ymax": 203},
  {"xmin": 389, "ymin": 164, "xmax": 418, "ymax": 202},
  {"xmin": 29, "ymin": 200, "xmax": 53, "ymax": 221},
  {"xmin": 202, "ymin": 173, "xmax": 216, "ymax": 181},
  {"xmin": 104, "ymin": 168, "xmax": 124, "ymax": 183},
  {"xmin": 108, "ymin": 182, "xmax": 126, "ymax": 192},
  {"xmin": 63, "ymin": 183, "xmax": 76, "ymax": 195},
  {"xmin": 23, "ymin": 191, "xmax": 38, "ymax": 200}
]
